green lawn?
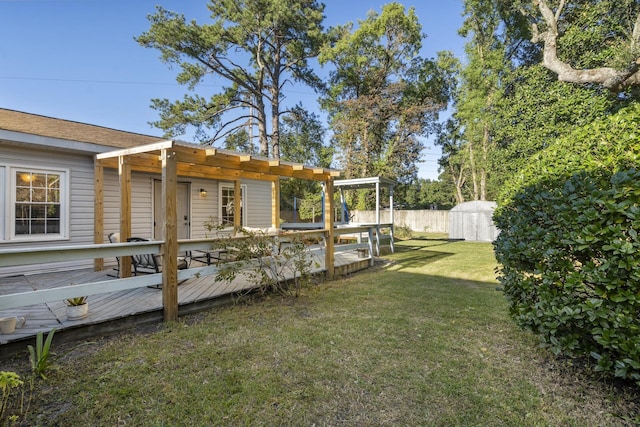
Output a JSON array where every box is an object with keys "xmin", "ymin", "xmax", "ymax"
[{"xmin": 7, "ymin": 237, "xmax": 639, "ymax": 426}]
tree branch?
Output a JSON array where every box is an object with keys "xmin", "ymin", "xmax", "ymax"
[{"xmin": 534, "ymin": 0, "xmax": 640, "ymax": 91}]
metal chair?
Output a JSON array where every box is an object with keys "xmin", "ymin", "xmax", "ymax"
[{"xmin": 126, "ymin": 237, "xmax": 191, "ymax": 288}]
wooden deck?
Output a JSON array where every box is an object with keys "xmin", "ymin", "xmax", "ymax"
[{"xmin": 0, "ymin": 248, "xmax": 369, "ymax": 357}]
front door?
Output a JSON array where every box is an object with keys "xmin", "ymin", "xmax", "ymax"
[{"xmin": 154, "ymin": 180, "xmax": 190, "ymax": 240}]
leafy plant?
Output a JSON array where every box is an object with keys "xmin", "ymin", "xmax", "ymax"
[
  {"xmin": 65, "ymin": 282, "xmax": 87, "ymax": 306},
  {"xmin": 394, "ymin": 224, "xmax": 413, "ymax": 239},
  {"xmin": 28, "ymin": 329, "xmax": 57, "ymax": 380},
  {"xmin": 494, "ymin": 105, "xmax": 640, "ymax": 384},
  {"xmin": 65, "ymin": 296, "xmax": 87, "ymax": 307},
  {"xmin": 202, "ymin": 216, "xmax": 226, "ymax": 236},
  {"xmin": 0, "ymin": 371, "xmax": 23, "ymax": 424},
  {"xmin": 214, "ymin": 229, "xmax": 317, "ymax": 297}
]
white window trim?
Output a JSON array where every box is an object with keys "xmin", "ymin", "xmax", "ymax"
[
  {"xmin": 8, "ymin": 166, "xmax": 70, "ymax": 242},
  {"xmin": 218, "ymin": 182, "xmax": 247, "ymax": 228}
]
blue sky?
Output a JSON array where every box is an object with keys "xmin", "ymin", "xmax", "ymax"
[{"xmin": 1, "ymin": 0, "xmax": 465, "ymax": 180}]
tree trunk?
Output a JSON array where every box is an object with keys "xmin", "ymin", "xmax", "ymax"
[
  {"xmin": 270, "ymin": 49, "xmax": 282, "ymax": 159},
  {"xmin": 449, "ymin": 163, "xmax": 465, "ymax": 205},
  {"xmin": 254, "ymin": 96, "xmax": 269, "ymax": 157},
  {"xmin": 271, "ymin": 93, "xmax": 280, "ymax": 159},
  {"xmin": 468, "ymin": 142, "xmax": 479, "ymax": 200},
  {"xmin": 480, "ymin": 124, "xmax": 490, "ymax": 201}
]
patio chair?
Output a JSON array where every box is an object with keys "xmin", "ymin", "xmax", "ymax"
[{"xmin": 127, "ymin": 237, "xmax": 191, "ymax": 288}]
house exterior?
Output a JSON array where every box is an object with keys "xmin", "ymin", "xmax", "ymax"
[{"xmin": 0, "ymin": 109, "xmax": 276, "ymax": 277}]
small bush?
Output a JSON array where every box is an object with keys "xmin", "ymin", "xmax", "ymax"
[
  {"xmin": 494, "ymin": 104, "xmax": 640, "ymax": 384},
  {"xmin": 214, "ymin": 229, "xmax": 317, "ymax": 297},
  {"xmin": 394, "ymin": 224, "xmax": 413, "ymax": 239}
]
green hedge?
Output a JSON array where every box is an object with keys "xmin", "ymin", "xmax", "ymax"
[{"xmin": 493, "ymin": 104, "xmax": 640, "ymax": 383}]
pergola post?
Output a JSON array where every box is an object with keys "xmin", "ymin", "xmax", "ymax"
[
  {"xmin": 324, "ymin": 179, "xmax": 335, "ymax": 278},
  {"xmin": 161, "ymin": 148, "xmax": 179, "ymax": 322},
  {"xmin": 119, "ymin": 155, "xmax": 132, "ymax": 278},
  {"xmin": 234, "ymin": 180, "xmax": 242, "ymax": 229},
  {"xmin": 93, "ymin": 162, "xmax": 104, "ymax": 271}
]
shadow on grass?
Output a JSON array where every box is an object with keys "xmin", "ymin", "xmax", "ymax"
[{"xmin": 386, "ymin": 241, "xmax": 456, "ymax": 271}]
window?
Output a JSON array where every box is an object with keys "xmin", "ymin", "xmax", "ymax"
[
  {"xmin": 12, "ymin": 168, "xmax": 67, "ymax": 240},
  {"xmin": 219, "ymin": 183, "xmax": 246, "ymax": 227}
]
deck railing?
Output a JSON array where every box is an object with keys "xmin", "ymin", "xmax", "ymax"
[{"xmin": 0, "ymin": 226, "xmax": 391, "ymax": 312}]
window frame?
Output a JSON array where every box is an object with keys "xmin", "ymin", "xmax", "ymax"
[
  {"xmin": 9, "ymin": 166, "xmax": 70, "ymax": 242},
  {"xmin": 218, "ymin": 183, "xmax": 247, "ymax": 228}
]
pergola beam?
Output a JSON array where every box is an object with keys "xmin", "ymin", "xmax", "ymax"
[
  {"xmin": 94, "ymin": 139, "xmax": 341, "ymax": 322},
  {"xmin": 97, "ymin": 143, "xmax": 339, "ymax": 182}
]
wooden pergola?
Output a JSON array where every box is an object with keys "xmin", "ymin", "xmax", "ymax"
[{"xmin": 93, "ymin": 140, "xmax": 340, "ymax": 321}]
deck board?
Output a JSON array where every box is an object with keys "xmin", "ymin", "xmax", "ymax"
[{"xmin": 0, "ymin": 249, "xmax": 367, "ymax": 348}]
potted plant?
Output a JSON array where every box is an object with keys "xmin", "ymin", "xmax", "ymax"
[{"xmin": 65, "ymin": 296, "xmax": 88, "ymax": 320}]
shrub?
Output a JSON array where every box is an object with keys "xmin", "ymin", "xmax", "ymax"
[
  {"xmin": 214, "ymin": 229, "xmax": 318, "ymax": 297},
  {"xmin": 494, "ymin": 104, "xmax": 640, "ymax": 384},
  {"xmin": 394, "ymin": 224, "xmax": 413, "ymax": 239}
]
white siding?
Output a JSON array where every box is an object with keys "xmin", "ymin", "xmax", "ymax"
[
  {"xmin": 0, "ymin": 165, "xmax": 5, "ymax": 241},
  {"xmin": 103, "ymin": 169, "xmax": 120, "ymax": 240},
  {"xmin": 244, "ymin": 179, "xmax": 272, "ymax": 227},
  {"xmin": 190, "ymin": 178, "xmax": 219, "ymax": 239},
  {"xmin": 104, "ymin": 175, "xmax": 274, "ymax": 238},
  {"xmin": 103, "ymin": 170, "xmax": 154, "ymax": 239},
  {"xmin": 0, "ymin": 143, "xmax": 95, "ymax": 275}
]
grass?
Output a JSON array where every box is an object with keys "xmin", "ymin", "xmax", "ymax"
[{"xmin": 6, "ymin": 236, "xmax": 640, "ymax": 425}]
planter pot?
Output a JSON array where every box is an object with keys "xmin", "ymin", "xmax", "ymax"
[
  {"xmin": 66, "ymin": 303, "xmax": 89, "ymax": 320},
  {"xmin": 0, "ymin": 316, "xmax": 25, "ymax": 334}
]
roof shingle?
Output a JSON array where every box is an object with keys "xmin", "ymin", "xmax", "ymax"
[{"xmin": 0, "ymin": 108, "xmax": 165, "ymax": 149}]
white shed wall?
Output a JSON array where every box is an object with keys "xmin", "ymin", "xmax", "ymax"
[{"xmin": 448, "ymin": 201, "xmax": 499, "ymax": 242}]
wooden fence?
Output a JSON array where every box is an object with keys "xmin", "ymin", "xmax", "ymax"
[{"xmin": 351, "ymin": 210, "xmax": 449, "ymax": 233}]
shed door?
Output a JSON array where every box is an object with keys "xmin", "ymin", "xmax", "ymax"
[{"xmin": 153, "ymin": 180, "xmax": 190, "ymax": 240}]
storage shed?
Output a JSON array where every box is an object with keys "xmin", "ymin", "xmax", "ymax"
[{"xmin": 448, "ymin": 201, "xmax": 499, "ymax": 242}]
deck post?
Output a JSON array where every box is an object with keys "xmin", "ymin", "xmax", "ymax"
[
  {"xmin": 375, "ymin": 180, "xmax": 380, "ymax": 226},
  {"xmin": 94, "ymin": 162, "xmax": 104, "ymax": 271},
  {"xmin": 119, "ymin": 156, "xmax": 132, "ymax": 278},
  {"xmin": 161, "ymin": 147, "xmax": 179, "ymax": 322},
  {"xmin": 389, "ymin": 186, "xmax": 394, "ymax": 253},
  {"xmin": 324, "ymin": 178, "xmax": 335, "ymax": 278}
]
